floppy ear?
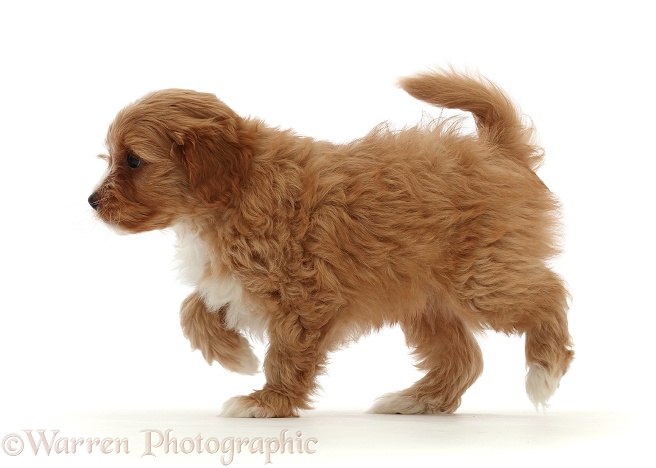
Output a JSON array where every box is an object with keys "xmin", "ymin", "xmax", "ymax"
[{"xmin": 173, "ymin": 109, "xmax": 252, "ymax": 206}]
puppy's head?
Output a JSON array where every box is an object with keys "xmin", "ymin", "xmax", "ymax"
[{"xmin": 88, "ymin": 89, "xmax": 252, "ymax": 233}]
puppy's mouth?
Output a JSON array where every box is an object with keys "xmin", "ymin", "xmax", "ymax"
[
  {"xmin": 88, "ymin": 190, "xmax": 173, "ymax": 234},
  {"xmin": 88, "ymin": 192, "xmax": 128, "ymax": 231},
  {"xmin": 88, "ymin": 190, "xmax": 139, "ymax": 232}
]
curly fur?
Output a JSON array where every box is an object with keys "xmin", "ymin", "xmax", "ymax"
[{"xmin": 89, "ymin": 69, "xmax": 574, "ymax": 417}]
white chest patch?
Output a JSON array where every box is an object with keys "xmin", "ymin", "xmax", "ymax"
[{"xmin": 173, "ymin": 225, "xmax": 268, "ymax": 337}]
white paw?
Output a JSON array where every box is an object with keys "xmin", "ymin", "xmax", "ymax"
[
  {"xmin": 368, "ymin": 392, "xmax": 428, "ymax": 415},
  {"xmin": 220, "ymin": 396, "xmax": 268, "ymax": 418},
  {"xmin": 525, "ymin": 364, "xmax": 561, "ymax": 410}
]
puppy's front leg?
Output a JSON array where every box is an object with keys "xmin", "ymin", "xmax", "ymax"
[
  {"xmin": 180, "ymin": 291, "xmax": 259, "ymax": 375},
  {"xmin": 221, "ymin": 315, "xmax": 325, "ymax": 418}
]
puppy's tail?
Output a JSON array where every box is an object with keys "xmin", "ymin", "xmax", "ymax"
[{"xmin": 399, "ymin": 69, "xmax": 542, "ymax": 170}]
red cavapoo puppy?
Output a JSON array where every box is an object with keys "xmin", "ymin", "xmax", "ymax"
[{"xmin": 89, "ymin": 70, "xmax": 573, "ymax": 417}]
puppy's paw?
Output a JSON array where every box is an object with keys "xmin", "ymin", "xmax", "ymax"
[
  {"xmin": 525, "ymin": 364, "xmax": 561, "ymax": 410},
  {"xmin": 180, "ymin": 293, "xmax": 260, "ymax": 375},
  {"xmin": 213, "ymin": 347, "xmax": 260, "ymax": 375},
  {"xmin": 369, "ymin": 392, "xmax": 428, "ymax": 415},
  {"xmin": 234, "ymin": 350, "xmax": 260, "ymax": 375},
  {"xmin": 221, "ymin": 395, "xmax": 270, "ymax": 418},
  {"xmin": 369, "ymin": 392, "xmax": 459, "ymax": 414},
  {"xmin": 194, "ymin": 337, "xmax": 260, "ymax": 375},
  {"xmin": 220, "ymin": 390, "xmax": 299, "ymax": 418}
]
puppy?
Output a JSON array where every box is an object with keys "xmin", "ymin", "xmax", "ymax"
[{"xmin": 89, "ymin": 70, "xmax": 573, "ymax": 417}]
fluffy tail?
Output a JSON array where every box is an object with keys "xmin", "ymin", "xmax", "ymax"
[{"xmin": 399, "ymin": 69, "xmax": 542, "ymax": 170}]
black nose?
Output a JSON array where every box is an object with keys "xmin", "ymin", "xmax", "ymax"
[{"xmin": 88, "ymin": 192, "xmax": 100, "ymax": 210}]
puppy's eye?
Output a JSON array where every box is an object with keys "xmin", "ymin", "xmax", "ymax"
[{"xmin": 126, "ymin": 152, "xmax": 142, "ymax": 169}]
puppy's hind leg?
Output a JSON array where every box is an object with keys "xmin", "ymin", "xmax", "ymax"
[
  {"xmin": 522, "ymin": 270, "xmax": 574, "ymax": 409},
  {"xmin": 370, "ymin": 301, "xmax": 483, "ymax": 414},
  {"xmin": 462, "ymin": 261, "xmax": 574, "ymax": 409},
  {"xmin": 180, "ymin": 291, "xmax": 260, "ymax": 375}
]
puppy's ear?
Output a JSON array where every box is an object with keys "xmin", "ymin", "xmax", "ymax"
[{"xmin": 173, "ymin": 105, "xmax": 252, "ymax": 206}]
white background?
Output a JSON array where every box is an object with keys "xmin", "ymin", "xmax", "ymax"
[{"xmin": 1, "ymin": 1, "xmax": 654, "ymax": 466}]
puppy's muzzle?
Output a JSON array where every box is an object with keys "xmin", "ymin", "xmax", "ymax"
[{"xmin": 88, "ymin": 192, "xmax": 101, "ymax": 210}]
